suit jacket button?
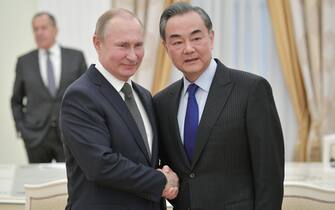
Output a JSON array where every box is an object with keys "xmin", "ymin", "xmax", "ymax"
[
  {"xmin": 189, "ymin": 173, "xmax": 195, "ymax": 178},
  {"xmin": 51, "ymin": 121, "xmax": 57, "ymax": 127}
]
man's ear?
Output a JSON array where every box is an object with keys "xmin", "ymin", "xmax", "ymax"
[
  {"xmin": 93, "ymin": 34, "xmax": 101, "ymax": 51},
  {"xmin": 209, "ymin": 30, "xmax": 214, "ymax": 50},
  {"xmin": 55, "ymin": 26, "xmax": 59, "ymax": 36},
  {"xmin": 163, "ymin": 40, "xmax": 172, "ymax": 59},
  {"xmin": 163, "ymin": 40, "xmax": 168, "ymax": 52}
]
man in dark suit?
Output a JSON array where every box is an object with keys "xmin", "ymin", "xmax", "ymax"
[
  {"xmin": 60, "ymin": 9, "xmax": 178, "ymax": 210},
  {"xmin": 11, "ymin": 12, "xmax": 87, "ymax": 163},
  {"xmin": 154, "ymin": 2, "xmax": 285, "ymax": 210}
]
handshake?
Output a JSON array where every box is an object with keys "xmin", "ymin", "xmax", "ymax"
[{"xmin": 157, "ymin": 165, "xmax": 179, "ymax": 200}]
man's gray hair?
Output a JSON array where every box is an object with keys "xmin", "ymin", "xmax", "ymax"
[
  {"xmin": 95, "ymin": 8, "xmax": 143, "ymax": 40},
  {"xmin": 33, "ymin": 12, "xmax": 57, "ymax": 27},
  {"xmin": 159, "ymin": 2, "xmax": 212, "ymax": 41}
]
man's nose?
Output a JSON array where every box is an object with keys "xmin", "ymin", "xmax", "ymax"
[
  {"xmin": 126, "ymin": 48, "xmax": 137, "ymax": 61},
  {"xmin": 183, "ymin": 41, "xmax": 195, "ymax": 54}
]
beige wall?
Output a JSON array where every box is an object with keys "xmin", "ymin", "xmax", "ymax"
[{"xmin": 0, "ymin": 0, "xmax": 38, "ymax": 164}]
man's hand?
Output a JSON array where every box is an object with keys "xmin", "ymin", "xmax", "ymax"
[{"xmin": 157, "ymin": 165, "xmax": 179, "ymax": 200}]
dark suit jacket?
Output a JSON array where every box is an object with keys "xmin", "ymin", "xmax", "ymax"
[
  {"xmin": 60, "ymin": 65, "xmax": 167, "ymax": 210},
  {"xmin": 153, "ymin": 59, "xmax": 284, "ymax": 210},
  {"xmin": 11, "ymin": 47, "xmax": 86, "ymax": 148}
]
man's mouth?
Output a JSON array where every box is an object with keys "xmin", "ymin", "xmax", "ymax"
[
  {"xmin": 122, "ymin": 63, "xmax": 137, "ymax": 67},
  {"xmin": 184, "ymin": 58, "xmax": 198, "ymax": 63}
]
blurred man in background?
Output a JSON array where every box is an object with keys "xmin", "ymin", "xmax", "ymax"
[{"xmin": 11, "ymin": 12, "xmax": 87, "ymax": 163}]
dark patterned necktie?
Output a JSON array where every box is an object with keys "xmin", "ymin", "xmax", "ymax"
[{"xmin": 121, "ymin": 83, "xmax": 151, "ymax": 157}]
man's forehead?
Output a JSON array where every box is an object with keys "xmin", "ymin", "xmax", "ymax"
[
  {"xmin": 32, "ymin": 15, "xmax": 54, "ymax": 26},
  {"xmin": 167, "ymin": 28, "xmax": 204, "ymax": 40},
  {"xmin": 166, "ymin": 12, "xmax": 205, "ymax": 31}
]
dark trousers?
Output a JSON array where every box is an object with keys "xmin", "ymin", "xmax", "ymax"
[{"xmin": 25, "ymin": 127, "xmax": 65, "ymax": 163}]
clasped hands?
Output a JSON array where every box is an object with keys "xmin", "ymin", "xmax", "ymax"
[{"xmin": 157, "ymin": 165, "xmax": 179, "ymax": 200}]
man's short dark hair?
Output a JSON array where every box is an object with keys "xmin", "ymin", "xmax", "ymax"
[
  {"xmin": 33, "ymin": 12, "xmax": 57, "ymax": 27},
  {"xmin": 159, "ymin": 2, "xmax": 212, "ymax": 41}
]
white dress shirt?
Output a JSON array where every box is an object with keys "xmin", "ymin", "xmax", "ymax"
[
  {"xmin": 95, "ymin": 62, "xmax": 153, "ymax": 153},
  {"xmin": 177, "ymin": 58, "xmax": 217, "ymax": 144},
  {"xmin": 38, "ymin": 43, "xmax": 62, "ymax": 89}
]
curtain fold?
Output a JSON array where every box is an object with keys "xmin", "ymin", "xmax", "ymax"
[
  {"xmin": 289, "ymin": 0, "xmax": 322, "ymax": 161},
  {"xmin": 322, "ymin": 0, "xmax": 335, "ymax": 138},
  {"xmin": 268, "ymin": 0, "xmax": 310, "ymax": 161},
  {"xmin": 151, "ymin": 0, "xmax": 190, "ymax": 95},
  {"xmin": 152, "ymin": 43, "xmax": 172, "ymax": 94},
  {"xmin": 290, "ymin": 0, "xmax": 335, "ymax": 161}
]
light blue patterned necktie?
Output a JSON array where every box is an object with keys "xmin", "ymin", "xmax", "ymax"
[{"xmin": 46, "ymin": 50, "xmax": 56, "ymax": 97}]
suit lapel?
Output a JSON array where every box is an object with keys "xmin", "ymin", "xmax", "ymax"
[
  {"xmin": 57, "ymin": 47, "xmax": 67, "ymax": 97},
  {"xmin": 168, "ymin": 80, "xmax": 192, "ymax": 169},
  {"xmin": 191, "ymin": 61, "xmax": 234, "ymax": 169},
  {"xmin": 87, "ymin": 67, "xmax": 151, "ymax": 164}
]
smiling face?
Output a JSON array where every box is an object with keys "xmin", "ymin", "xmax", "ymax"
[
  {"xmin": 164, "ymin": 11, "xmax": 214, "ymax": 82},
  {"xmin": 93, "ymin": 14, "xmax": 144, "ymax": 81}
]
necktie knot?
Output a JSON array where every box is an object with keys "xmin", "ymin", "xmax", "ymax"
[
  {"xmin": 187, "ymin": 83, "xmax": 198, "ymax": 97},
  {"xmin": 121, "ymin": 83, "xmax": 133, "ymax": 99}
]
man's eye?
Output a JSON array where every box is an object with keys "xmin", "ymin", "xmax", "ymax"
[
  {"xmin": 117, "ymin": 43, "xmax": 128, "ymax": 48},
  {"xmin": 192, "ymin": 37, "xmax": 202, "ymax": 41},
  {"xmin": 135, "ymin": 43, "xmax": 143, "ymax": 48}
]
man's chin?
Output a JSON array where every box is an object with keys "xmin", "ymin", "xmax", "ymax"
[
  {"xmin": 182, "ymin": 66, "xmax": 200, "ymax": 74},
  {"xmin": 122, "ymin": 68, "xmax": 137, "ymax": 74},
  {"xmin": 120, "ymin": 70, "xmax": 137, "ymax": 79}
]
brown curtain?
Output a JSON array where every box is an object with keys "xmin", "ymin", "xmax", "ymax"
[
  {"xmin": 289, "ymin": 0, "xmax": 335, "ymax": 161},
  {"xmin": 151, "ymin": 0, "xmax": 191, "ymax": 95},
  {"xmin": 268, "ymin": 0, "xmax": 310, "ymax": 161}
]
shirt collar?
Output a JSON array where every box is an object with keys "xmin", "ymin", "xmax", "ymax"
[
  {"xmin": 182, "ymin": 58, "xmax": 217, "ymax": 95},
  {"xmin": 95, "ymin": 61, "xmax": 132, "ymax": 92},
  {"xmin": 38, "ymin": 43, "xmax": 61, "ymax": 56}
]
